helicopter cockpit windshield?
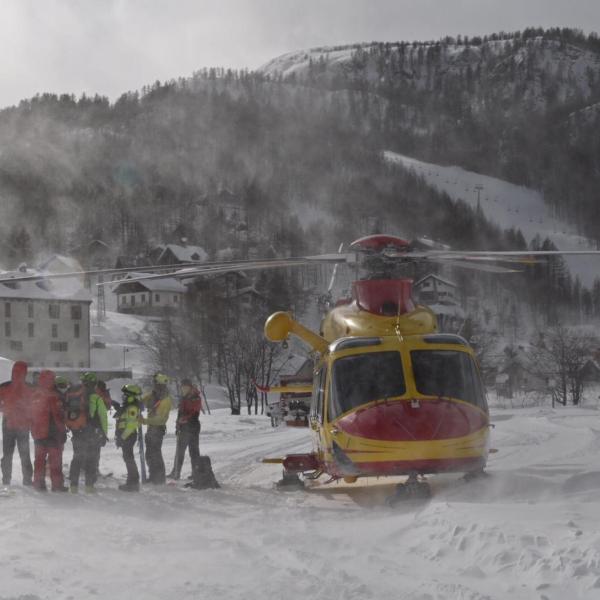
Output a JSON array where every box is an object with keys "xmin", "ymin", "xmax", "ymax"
[
  {"xmin": 330, "ymin": 351, "xmax": 406, "ymax": 419},
  {"xmin": 411, "ymin": 350, "xmax": 487, "ymax": 410}
]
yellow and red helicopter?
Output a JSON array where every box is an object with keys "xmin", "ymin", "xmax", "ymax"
[{"xmin": 3, "ymin": 234, "xmax": 600, "ymax": 500}]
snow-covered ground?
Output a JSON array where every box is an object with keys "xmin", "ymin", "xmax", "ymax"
[
  {"xmin": 2, "ymin": 399, "xmax": 600, "ymax": 599},
  {"xmin": 384, "ymin": 151, "xmax": 600, "ymax": 286}
]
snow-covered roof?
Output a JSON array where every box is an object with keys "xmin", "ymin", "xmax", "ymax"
[
  {"xmin": 0, "ymin": 269, "xmax": 92, "ymax": 302},
  {"xmin": 414, "ymin": 274, "xmax": 458, "ymax": 288},
  {"xmin": 157, "ymin": 244, "xmax": 208, "ymax": 263},
  {"xmin": 112, "ymin": 273, "xmax": 187, "ymax": 294}
]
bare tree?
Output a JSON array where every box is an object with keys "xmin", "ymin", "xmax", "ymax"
[{"xmin": 529, "ymin": 326, "xmax": 597, "ymax": 406}]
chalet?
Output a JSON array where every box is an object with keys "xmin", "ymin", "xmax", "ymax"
[
  {"xmin": 38, "ymin": 254, "xmax": 84, "ymax": 275},
  {"xmin": 72, "ymin": 239, "xmax": 113, "ymax": 269},
  {"xmin": 414, "ymin": 274, "xmax": 464, "ymax": 333},
  {"xmin": 113, "ymin": 273, "xmax": 187, "ymax": 315},
  {"xmin": 0, "ymin": 268, "xmax": 92, "ymax": 368},
  {"xmin": 153, "ymin": 242, "xmax": 208, "ymax": 266}
]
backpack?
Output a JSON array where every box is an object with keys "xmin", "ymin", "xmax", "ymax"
[{"xmin": 64, "ymin": 385, "xmax": 89, "ymax": 431}]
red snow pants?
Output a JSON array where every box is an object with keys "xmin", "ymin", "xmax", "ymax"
[{"xmin": 33, "ymin": 443, "xmax": 64, "ymax": 490}]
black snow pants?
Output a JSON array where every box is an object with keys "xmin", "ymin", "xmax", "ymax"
[
  {"xmin": 145, "ymin": 425, "xmax": 166, "ymax": 484},
  {"xmin": 1, "ymin": 418, "xmax": 33, "ymax": 485},
  {"xmin": 171, "ymin": 423, "xmax": 200, "ymax": 479},
  {"xmin": 121, "ymin": 433, "xmax": 139, "ymax": 484},
  {"xmin": 69, "ymin": 431, "xmax": 100, "ymax": 488}
]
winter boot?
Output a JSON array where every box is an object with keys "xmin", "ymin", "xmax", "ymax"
[
  {"xmin": 52, "ymin": 485, "xmax": 69, "ymax": 493},
  {"xmin": 118, "ymin": 482, "xmax": 140, "ymax": 492},
  {"xmin": 69, "ymin": 485, "xmax": 78, "ymax": 494},
  {"xmin": 85, "ymin": 485, "xmax": 96, "ymax": 494}
]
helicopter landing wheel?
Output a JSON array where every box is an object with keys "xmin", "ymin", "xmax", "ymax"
[
  {"xmin": 275, "ymin": 470, "xmax": 304, "ymax": 491},
  {"xmin": 387, "ymin": 474, "xmax": 431, "ymax": 505}
]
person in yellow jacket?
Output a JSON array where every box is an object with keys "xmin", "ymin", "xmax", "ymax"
[
  {"xmin": 141, "ymin": 373, "xmax": 172, "ymax": 484},
  {"xmin": 115, "ymin": 384, "xmax": 142, "ymax": 492}
]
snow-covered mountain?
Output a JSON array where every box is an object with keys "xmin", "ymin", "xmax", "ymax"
[
  {"xmin": 384, "ymin": 151, "xmax": 600, "ymax": 285},
  {"xmin": 260, "ymin": 35, "xmax": 600, "ymax": 111}
]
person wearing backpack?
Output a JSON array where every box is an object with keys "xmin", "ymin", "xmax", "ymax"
[
  {"xmin": 114, "ymin": 384, "xmax": 142, "ymax": 492},
  {"xmin": 141, "ymin": 373, "xmax": 172, "ymax": 485},
  {"xmin": 65, "ymin": 372, "xmax": 108, "ymax": 493},
  {"xmin": 0, "ymin": 361, "xmax": 34, "ymax": 486},
  {"xmin": 167, "ymin": 378, "xmax": 204, "ymax": 480},
  {"xmin": 31, "ymin": 370, "xmax": 68, "ymax": 492}
]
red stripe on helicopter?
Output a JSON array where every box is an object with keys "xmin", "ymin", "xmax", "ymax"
[{"xmin": 335, "ymin": 398, "xmax": 488, "ymax": 442}]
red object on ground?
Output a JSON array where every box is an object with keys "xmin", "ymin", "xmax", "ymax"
[
  {"xmin": 0, "ymin": 361, "xmax": 33, "ymax": 431},
  {"xmin": 352, "ymin": 279, "xmax": 415, "ymax": 315},
  {"xmin": 282, "ymin": 453, "xmax": 320, "ymax": 473},
  {"xmin": 349, "ymin": 235, "xmax": 410, "ymax": 252}
]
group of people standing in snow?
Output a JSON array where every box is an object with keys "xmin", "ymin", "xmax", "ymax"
[{"xmin": 0, "ymin": 362, "xmax": 207, "ymax": 494}]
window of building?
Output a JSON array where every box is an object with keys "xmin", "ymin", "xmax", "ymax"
[
  {"xmin": 49, "ymin": 304, "xmax": 60, "ymax": 319},
  {"xmin": 141, "ymin": 294, "xmax": 146, "ymax": 304},
  {"xmin": 52, "ymin": 324, "xmax": 58, "ymax": 338},
  {"xmin": 4, "ymin": 302, "xmax": 10, "ymax": 318},
  {"xmin": 155, "ymin": 294, "xmax": 160, "ymax": 303},
  {"xmin": 28, "ymin": 304, "xmax": 34, "ymax": 318},
  {"xmin": 78, "ymin": 361, "xmax": 85, "ymax": 368},
  {"xmin": 10, "ymin": 340, "xmax": 22, "ymax": 351},
  {"xmin": 121, "ymin": 296, "xmax": 127, "ymax": 305},
  {"xmin": 50, "ymin": 341, "xmax": 68, "ymax": 352},
  {"xmin": 28, "ymin": 323, "xmax": 34, "ymax": 338},
  {"xmin": 131, "ymin": 296, "xmax": 136, "ymax": 306},
  {"xmin": 70, "ymin": 305, "xmax": 82, "ymax": 320},
  {"xmin": 74, "ymin": 323, "xmax": 80, "ymax": 338},
  {"xmin": 4, "ymin": 322, "xmax": 10, "ymax": 337},
  {"xmin": 174, "ymin": 295, "xmax": 179, "ymax": 303}
]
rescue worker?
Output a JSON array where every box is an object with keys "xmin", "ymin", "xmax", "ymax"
[
  {"xmin": 31, "ymin": 370, "xmax": 67, "ymax": 492},
  {"xmin": 96, "ymin": 380, "xmax": 115, "ymax": 412},
  {"xmin": 115, "ymin": 384, "xmax": 142, "ymax": 492},
  {"xmin": 141, "ymin": 373, "xmax": 172, "ymax": 485},
  {"xmin": 65, "ymin": 372, "xmax": 107, "ymax": 493},
  {"xmin": 54, "ymin": 376, "xmax": 71, "ymax": 406},
  {"xmin": 94, "ymin": 379, "xmax": 113, "ymax": 478},
  {"xmin": 0, "ymin": 361, "xmax": 33, "ymax": 486},
  {"xmin": 167, "ymin": 378, "xmax": 204, "ymax": 480}
]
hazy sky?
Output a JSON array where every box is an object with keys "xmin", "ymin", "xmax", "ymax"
[{"xmin": 2, "ymin": 0, "xmax": 599, "ymax": 108}]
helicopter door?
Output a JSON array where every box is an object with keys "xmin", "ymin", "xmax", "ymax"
[{"xmin": 309, "ymin": 365, "xmax": 327, "ymax": 455}]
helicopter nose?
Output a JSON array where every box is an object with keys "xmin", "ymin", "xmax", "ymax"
[{"xmin": 334, "ymin": 398, "xmax": 487, "ymax": 442}]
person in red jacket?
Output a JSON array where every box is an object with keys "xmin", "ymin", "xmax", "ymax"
[
  {"xmin": 31, "ymin": 370, "xmax": 67, "ymax": 492},
  {"xmin": 0, "ymin": 361, "xmax": 33, "ymax": 486},
  {"xmin": 167, "ymin": 378, "xmax": 205, "ymax": 480}
]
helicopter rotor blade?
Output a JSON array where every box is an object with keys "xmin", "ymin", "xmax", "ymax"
[
  {"xmin": 96, "ymin": 255, "xmax": 352, "ymax": 286},
  {"xmin": 425, "ymin": 258, "xmax": 522, "ymax": 273},
  {"xmin": 0, "ymin": 254, "xmax": 352, "ymax": 287}
]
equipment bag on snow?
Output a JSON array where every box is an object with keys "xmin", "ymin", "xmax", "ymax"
[
  {"xmin": 185, "ymin": 456, "xmax": 220, "ymax": 490},
  {"xmin": 64, "ymin": 385, "xmax": 89, "ymax": 431}
]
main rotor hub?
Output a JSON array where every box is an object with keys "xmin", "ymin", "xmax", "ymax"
[{"xmin": 352, "ymin": 279, "xmax": 415, "ymax": 316}]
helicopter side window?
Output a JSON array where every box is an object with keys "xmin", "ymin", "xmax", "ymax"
[
  {"xmin": 330, "ymin": 351, "xmax": 406, "ymax": 420},
  {"xmin": 411, "ymin": 350, "xmax": 487, "ymax": 410}
]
